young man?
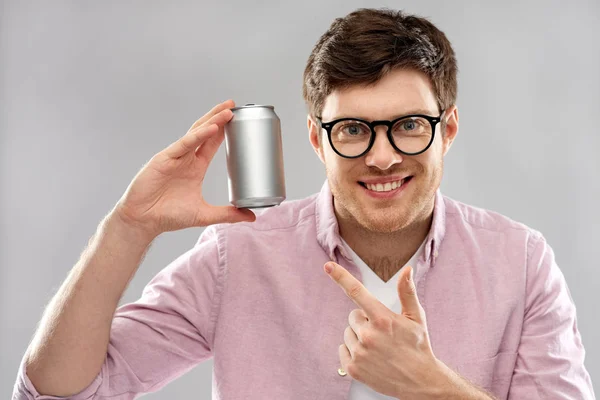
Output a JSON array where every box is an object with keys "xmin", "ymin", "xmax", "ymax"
[{"xmin": 14, "ymin": 8, "xmax": 595, "ymax": 400}]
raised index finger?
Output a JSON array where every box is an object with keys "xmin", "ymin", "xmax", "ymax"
[{"xmin": 325, "ymin": 262, "xmax": 387, "ymax": 318}]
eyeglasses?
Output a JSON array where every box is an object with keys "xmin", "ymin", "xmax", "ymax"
[{"xmin": 316, "ymin": 110, "xmax": 445, "ymax": 159}]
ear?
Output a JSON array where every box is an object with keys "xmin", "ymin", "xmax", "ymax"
[
  {"xmin": 308, "ymin": 115, "xmax": 325, "ymax": 164},
  {"xmin": 441, "ymin": 105, "xmax": 459, "ymax": 157}
]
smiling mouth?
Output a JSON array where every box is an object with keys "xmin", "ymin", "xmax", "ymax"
[{"xmin": 358, "ymin": 176, "xmax": 413, "ymax": 192}]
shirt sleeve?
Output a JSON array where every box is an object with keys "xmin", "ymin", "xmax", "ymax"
[
  {"xmin": 507, "ymin": 231, "xmax": 596, "ymax": 399},
  {"xmin": 12, "ymin": 225, "xmax": 224, "ymax": 400}
]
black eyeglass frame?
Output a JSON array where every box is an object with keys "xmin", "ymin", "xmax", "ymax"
[{"xmin": 315, "ymin": 111, "xmax": 445, "ymax": 159}]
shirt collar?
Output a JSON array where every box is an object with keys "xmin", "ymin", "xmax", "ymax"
[{"xmin": 315, "ymin": 179, "xmax": 446, "ymax": 267}]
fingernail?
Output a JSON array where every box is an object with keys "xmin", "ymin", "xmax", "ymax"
[{"xmin": 324, "ymin": 263, "xmax": 333, "ymax": 274}]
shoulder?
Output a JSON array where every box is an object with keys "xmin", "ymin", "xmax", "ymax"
[
  {"xmin": 440, "ymin": 195, "xmax": 553, "ymax": 278},
  {"xmin": 442, "ymin": 194, "xmax": 543, "ymax": 240},
  {"xmin": 201, "ymin": 193, "xmax": 319, "ymax": 242}
]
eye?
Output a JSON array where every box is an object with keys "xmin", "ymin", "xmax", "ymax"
[
  {"xmin": 393, "ymin": 117, "xmax": 428, "ymax": 134},
  {"xmin": 401, "ymin": 120, "xmax": 416, "ymax": 130},
  {"xmin": 338, "ymin": 121, "xmax": 370, "ymax": 136},
  {"xmin": 345, "ymin": 124, "xmax": 362, "ymax": 135}
]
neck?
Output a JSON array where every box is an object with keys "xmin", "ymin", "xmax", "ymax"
[{"xmin": 336, "ymin": 201, "xmax": 434, "ymax": 282}]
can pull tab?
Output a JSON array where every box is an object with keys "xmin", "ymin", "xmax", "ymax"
[{"xmin": 245, "ymin": 103, "xmax": 255, "ymax": 106}]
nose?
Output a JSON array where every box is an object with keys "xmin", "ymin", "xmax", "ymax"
[{"xmin": 364, "ymin": 126, "xmax": 404, "ymax": 170}]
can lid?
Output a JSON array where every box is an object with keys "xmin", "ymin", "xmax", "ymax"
[{"xmin": 230, "ymin": 103, "xmax": 275, "ymax": 111}]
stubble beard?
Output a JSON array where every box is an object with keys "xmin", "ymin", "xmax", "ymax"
[{"xmin": 327, "ymin": 159, "xmax": 443, "ymax": 235}]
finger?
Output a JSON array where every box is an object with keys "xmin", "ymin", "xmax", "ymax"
[
  {"xmin": 198, "ymin": 107, "xmax": 234, "ymax": 131},
  {"xmin": 343, "ymin": 326, "xmax": 360, "ymax": 358},
  {"xmin": 189, "ymin": 99, "xmax": 235, "ymax": 131},
  {"xmin": 325, "ymin": 262, "xmax": 388, "ymax": 318},
  {"xmin": 200, "ymin": 205, "xmax": 256, "ymax": 226},
  {"xmin": 195, "ymin": 120, "xmax": 226, "ymax": 162},
  {"xmin": 193, "ymin": 107, "xmax": 235, "ymax": 160},
  {"xmin": 166, "ymin": 109, "xmax": 233, "ymax": 159},
  {"xmin": 164, "ymin": 123, "xmax": 219, "ymax": 159},
  {"xmin": 348, "ymin": 309, "xmax": 368, "ymax": 343},
  {"xmin": 338, "ymin": 344, "xmax": 352, "ymax": 376},
  {"xmin": 397, "ymin": 266, "xmax": 425, "ymax": 324}
]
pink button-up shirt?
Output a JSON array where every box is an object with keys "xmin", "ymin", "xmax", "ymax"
[{"xmin": 13, "ymin": 180, "xmax": 595, "ymax": 399}]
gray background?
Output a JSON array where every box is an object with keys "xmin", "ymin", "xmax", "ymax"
[{"xmin": 1, "ymin": 0, "xmax": 598, "ymax": 398}]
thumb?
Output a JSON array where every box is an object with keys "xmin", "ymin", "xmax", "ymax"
[
  {"xmin": 397, "ymin": 266, "xmax": 424, "ymax": 324},
  {"xmin": 201, "ymin": 205, "xmax": 256, "ymax": 226}
]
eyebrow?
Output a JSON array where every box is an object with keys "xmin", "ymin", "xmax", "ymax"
[{"xmin": 329, "ymin": 108, "xmax": 438, "ymax": 121}]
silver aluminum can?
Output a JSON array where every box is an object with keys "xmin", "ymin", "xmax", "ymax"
[{"xmin": 224, "ymin": 104, "xmax": 286, "ymax": 208}]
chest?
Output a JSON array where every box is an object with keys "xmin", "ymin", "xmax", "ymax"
[{"xmin": 212, "ymin": 250, "xmax": 522, "ymax": 399}]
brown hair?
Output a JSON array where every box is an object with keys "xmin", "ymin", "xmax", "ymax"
[{"xmin": 302, "ymin": 8, "xmax": 458, "ymax": 119}]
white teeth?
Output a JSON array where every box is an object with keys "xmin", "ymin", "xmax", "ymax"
[{"xmin": 365, "ymin": 179, "xmax": 404, "ymax": 192}]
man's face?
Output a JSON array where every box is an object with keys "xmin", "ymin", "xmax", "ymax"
[{"xmin": 308, "ymin": 68, "xmax": 458, "ymax": 233}]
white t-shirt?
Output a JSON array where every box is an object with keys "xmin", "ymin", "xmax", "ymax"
[{"xmin": 340, "ymin": 238, "xmax": 426, "ymax": 400}]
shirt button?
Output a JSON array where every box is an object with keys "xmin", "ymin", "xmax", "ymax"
[{"xmin": 337, "ymin": 367, "xmax": 347, "ymax": 376}]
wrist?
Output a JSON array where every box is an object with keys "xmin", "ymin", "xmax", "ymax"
[
  {"xmin": 106, "ymin": 207, "xmax": 159, "ymax": 245},
  {"xmin": 422, "ymin": 359, "xmax": 495, "ymax": 400},
  {"xmin": 427, "ymin": 359, "xmax": 458, "ymax": 399}
]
